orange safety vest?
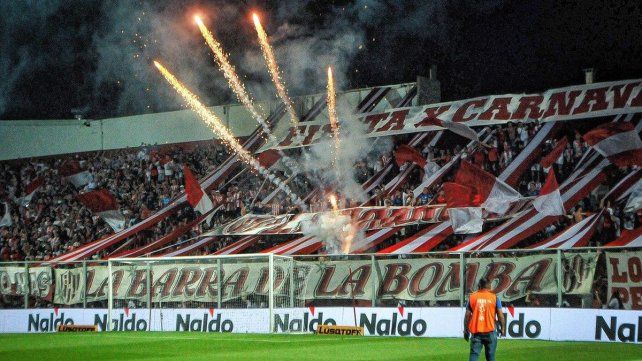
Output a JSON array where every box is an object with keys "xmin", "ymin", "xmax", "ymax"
[{"xmin": 467, "ymin": 290, "xmax": 500, "ymax": 334}]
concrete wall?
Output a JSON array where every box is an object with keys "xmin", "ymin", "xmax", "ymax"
[{"xmin": 0, "ymin": 82, "xmax": 416, "ymax": 161}]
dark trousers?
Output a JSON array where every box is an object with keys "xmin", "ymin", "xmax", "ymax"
[{"xmin": 469, "ymin": 331, "xmax": 497, "ymax": 361}]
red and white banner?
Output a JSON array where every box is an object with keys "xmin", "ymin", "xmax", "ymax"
[
  {"xmin": 606, "ymin": 227, "xmax": 642, "ymax": 248},
  {"xmin": 540, "ymin": 137, "xmax": 568, "ymax": 169},
  {"xmin": 606, "ymin": 250, "xmax": 642, "ymax": 310},
  {"xmin": 602, "ymin": 168, "xmax": 641, "ymax": 206},
  {"xmin": 500, "ymin": 122, "xmax": 561, "ymax": 186},
  {"xmin": 272, "ymin": 79, "xmax": 642, "ymax": 149},
  {"xmin": 213, "ymin": 236, "xmax": 261, "ymax": 255},
  {"xmin": 206, "ymin": 205, "xmax": 443, "ymax": 236},
  {"xmin": 379, "ymin": 222, "xmax": 453, "ymax": 253},
  {"xmin": 530, "ymin": 211, "xmax": 603, "ymax": 249}
]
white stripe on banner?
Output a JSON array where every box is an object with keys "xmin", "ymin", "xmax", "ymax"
[
  {"xmin": 391, "ymin": 222, "xmax": 451, "ymax": 254},
  {"xmin": 498, "ymin": 121, "xmax": 557, "ymax": 183},
  {"xmin": 531, "ymin": 212, "xmax": 601, "ymax": 250}
]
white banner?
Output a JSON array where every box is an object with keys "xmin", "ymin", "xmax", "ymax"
[
  {"xmin": 0, "ymin": 307, "xmax": 639, "ymax": 343},
  {"xmin": 23, "ymin": 253, "xmax": 598, "ymax": 306},
  {"xmin": 606, "ymin": 250, "xmax": 642, "ymax": 310},
  {"xmin": 270, "ymin": 79, "xmax": 642, "ymax": 149},
  {"xmin": 0, "ymin": 266, "xmax": 52, "ymax": 299}
]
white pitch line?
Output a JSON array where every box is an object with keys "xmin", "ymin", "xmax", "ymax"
[{"xmin": 103, "ymin": 334, "xmax": 373, "ymax": 343}]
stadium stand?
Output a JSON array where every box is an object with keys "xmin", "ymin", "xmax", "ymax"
[{"xmin": 1, "ymin": 84, "xmax": 641, "ymax": 312}]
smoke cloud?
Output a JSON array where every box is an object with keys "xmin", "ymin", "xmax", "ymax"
[{"xmin": 0, "ymin": 0, "xmax": 508, "ymax": 119}]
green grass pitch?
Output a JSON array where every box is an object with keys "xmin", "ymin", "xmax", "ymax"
[{"xmin": 0, "ymin": 333, "xmax": 640, "ymax": 360}]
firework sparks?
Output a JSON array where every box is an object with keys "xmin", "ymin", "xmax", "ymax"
[
  {"xmin": 341, "ymin": 226, "xmax": 357, "ymax": 254},
  {"xmin": 328, "ymin": 194, "xmax": 339, "ymax": 212},
  {"xmin": 153, "ymin": 60, "xmax": 306, "ymax": 209},
  {"xmin": 326, "ymin": 67, "xmax": 342, "ymax": 175},
  {"xmin": 252, "ymin": 13, "xmax": 301, "ymax": 135},
  {"xmin": 195, "ymin": 16, "xmax": 264, "ymax": 130},
  {"xmin": 195, "ymin": 16, "xmax": 300, "ymax": 173}
]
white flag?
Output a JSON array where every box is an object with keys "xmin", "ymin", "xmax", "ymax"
[
  {"xmin": 448, "ymin": 207, "xmax": 483, "ymax": 234},
  {"xmin": 0, "ymin": 203, "xmax": 12, "ymax": 228}
]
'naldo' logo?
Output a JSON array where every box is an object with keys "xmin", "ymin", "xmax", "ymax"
[
  {"xmin": 360, "ymin": 307, "xmax": 427, "ymax": 336},
  {"xmin": 176, "ymin": 309, "xmax": 233, "ymax": 332},
  {"xmin": 28, "ymin": 308, "xmax": 73, "ymax": 332},
  {"xmin": 503, "ymin": 308, "xmax": 541, "ymax": 339},
  {"xmin": 95, "ymin": 308, "xmax": 147, "ymax": 331},
  {"xmin": 274, "ymin": 307, "xmax": 336, "ymax": 332},
  {"xmin": 595, "ymin": 316, "xmax": 642, "ymax": 342}
]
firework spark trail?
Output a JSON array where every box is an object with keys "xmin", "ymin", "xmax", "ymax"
[
  {"xmin": 195, "ymin": 16, "xmax": 301, "ymax": 173},
  {"xmin": 252, "ymin": 13, "xmax": 302, "ymax": 138},
  {"xmin": 327, "ymin": 193, "xmax": 356, "ymax": 254},
  {"xmin": 326, "ymin": 69, "xmax": 357, "ymax": 254},
  {"xmin": 153, "ymin": 60, "xmax": 306, "ymax": 209},
  {"xmin": 326, "ymin": 67, "xmax": 342, "ymax": 178}
]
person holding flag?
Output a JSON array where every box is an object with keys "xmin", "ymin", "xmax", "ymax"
[{"xmin": 464, "ymin": 278, "xmax": 506, "ymax": 361}]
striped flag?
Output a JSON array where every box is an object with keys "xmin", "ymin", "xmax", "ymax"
[
  {"xmin": 583, "ymin": 122, "xmax": 642, "ymax": 167},
  {"xmin": 184, "ymin": 166, "xmax": 215, "ymax": 225},
  {"xmin": 533, "ymin": 171, "xmax": 565, "ymax": 216}
]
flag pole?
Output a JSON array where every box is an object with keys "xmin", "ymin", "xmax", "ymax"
[{"xmin": 348, "ymin": 266, "xmax": 358, "ymax": 327}]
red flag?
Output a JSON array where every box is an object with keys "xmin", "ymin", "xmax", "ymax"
[
  {"xmin": 257, "ymin": 149, "xmax": 281, "ymax": 169},
  {"xmin": 58, "ymin": 161, "xmax": 83, "ymax": 177},
  {"xmin": 24, "ymin": 177, "xmax": 44, "ymax": 195},
  {"xmin": 183, "ymin": 165, "xmax": 215, "ymax": 224},
  {"xmin": 442, "ymin": 182, "xmax": 478, "ymax": 207},
  {"xmin": 76, "ymin": 189, "xmax": 125, "ymax": 231},
  {"xmin": 76, "ymin": 189, "xmax": 119, "ymax": 213},
  {"xmin": 58, "ymin": 160, "xmax": 92, "ymax": 187},
  {"xmin": 583, "ymin": 122, "xmax": 642, "ymax": 167},
  {"xmin": 540, "ymin": 137, "xmax": 568, "ymax": 169},
  {"xmin": 454, "ymin": 161, "xmax": 521, "ymax": 215},
  {"xmin": 395, "ymin": 145, "xmax": 426, "ymax": 168}
]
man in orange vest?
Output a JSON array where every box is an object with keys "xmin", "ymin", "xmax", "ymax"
[{"xmin": 464, "ymin": 278, "xmax": 506, "ymax": 361}]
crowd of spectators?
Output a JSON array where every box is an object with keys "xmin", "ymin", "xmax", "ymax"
[
  {"xmin": 0, "ymin": 119, "xmax": 640, "ymax": 312},
  {"xmin": 1, "ymin": 121, "xmax": 640, "ymax": 263}
]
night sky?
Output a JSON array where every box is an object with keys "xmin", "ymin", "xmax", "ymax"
[{"xmin": 1, "ymin": 0, "xmax": 641, "ymax": 120}]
